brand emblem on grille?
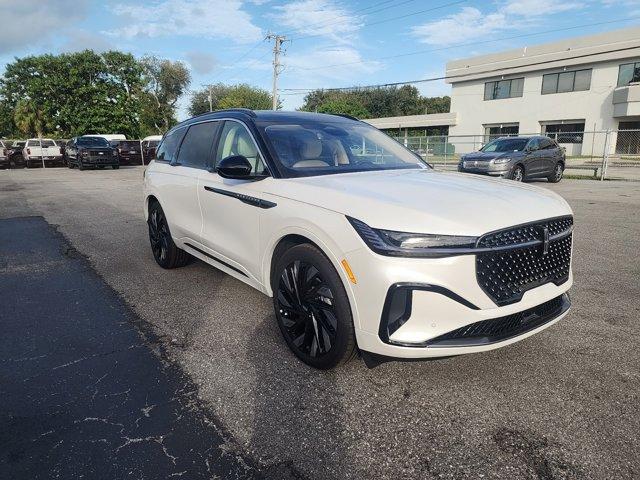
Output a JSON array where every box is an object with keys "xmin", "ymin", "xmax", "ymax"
[{"xmin": 542, "ymin": 226, "xmax": 550, "ymax": 256}]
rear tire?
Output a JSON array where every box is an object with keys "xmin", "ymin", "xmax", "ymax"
[
  {"xmin": 78, "ymin": 161, "xmax": 85, "ymax": 171},
  {"xmin": 147, "ymin": 201, "xmax": 190, "ymax": 269},
  {"xmin": 548, "ymin": 163, "xmax": 564, "ymax": 183},
  {"xmin": 272, "ymin": 243, "xmax": 356, "ymax": 370}
]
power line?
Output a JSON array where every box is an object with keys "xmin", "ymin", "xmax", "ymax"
[
  {"xmin": 281, "ymin": 42, "xmax": 640, "ymax": 93},
  {"xmin": 285, "ymin": 17, "xmax": 640, "ymax": 74},
  {"xmin": 289, "ymin": 0, "xmax": 466, "ymax": 42},
  {"xmin": 282, "ymin": 0, "xmax": 418, "ymax": 39}
]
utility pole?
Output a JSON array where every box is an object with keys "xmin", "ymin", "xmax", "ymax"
[
  {"xmin": 266, "ymin": 33, "xmax": 286, "ymax": 110},
  {"xmin": 208, "ymin": 85, "xmax": 213, "ymax": 112}
]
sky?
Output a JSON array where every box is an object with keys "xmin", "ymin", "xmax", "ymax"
[{"xmin": 1, "ymin": 0, "xmax": 639, "ymax": 119}]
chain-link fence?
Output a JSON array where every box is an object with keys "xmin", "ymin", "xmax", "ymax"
[{"xmin": 395, "ymin": 130, "xmax": 640, "ymax": 181}]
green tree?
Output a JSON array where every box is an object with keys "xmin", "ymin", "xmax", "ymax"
[
  {"xmin": 218, "ymin": 84, "xmax": 274, "ymax": 110},
  {"xmin": 139, "ymin": 56, "xmax": 191, "ymax": 135},
  {"xmin": 299, "ymin": 86, "xmax": 450, "ymax": 119},
  {"xmin": 316, "ymin": 98, "xmax": 370, "ymax": 118},
  {"xmin": 0, "ymin": 50, "xmax": 144, "ymax": 138},
  {"xmin": 13, "ymin": 100, "xmax": 46, "ymax": 137},
  {"xmin": 188, "ymin": 83, "xmax": 276, "ymax": 116},
  {"xmin": 188, "ymin": 83, "xmax": 233, "ymax": 116}
]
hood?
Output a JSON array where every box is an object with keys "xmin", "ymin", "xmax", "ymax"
[
  {"xmin": 261, "ymin": 169, "xmax": 571, "ymax": 236},
  {"xmin": 462, "ymin": 151, "xmax": 523, "ymax": 161}
]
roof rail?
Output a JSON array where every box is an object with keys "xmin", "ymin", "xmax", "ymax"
[{"xmin": 214, "ymin": 108, "xmax": 256, "ymax": 117}]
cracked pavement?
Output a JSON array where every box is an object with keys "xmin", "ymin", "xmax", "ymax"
[
  {"xmin": 0, "ymin": 216, "xmax": 261, "ymax": 479},
  {"xmin": 0, "ymin": 168, "xmax": 639, "ymax": 479}
]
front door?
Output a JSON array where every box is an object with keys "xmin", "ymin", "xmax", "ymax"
[{"xmin": 198, "ymin": 120, "xmax": 269, "ymax": 279}]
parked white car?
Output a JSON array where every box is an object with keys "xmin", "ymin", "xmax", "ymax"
[
  {"xmin": 23, "ymin": 138, "xmax": 63, "ymax": 168},
  {"xmin": 0, "ymin": 140, "xmax": 8, "ymax": 169},
  {"xmin": 143, "ymin": 110, "xmax": 573, "ymax": 369}
]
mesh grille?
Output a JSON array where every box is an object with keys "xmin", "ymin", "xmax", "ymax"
[
  {"xmin": 477, "ymin": 216, "xmax": 573, "ymax": 248},
  {"xmin": 428, "ymin": 295, "xmax": 566, "ymax": 346},
  {"xmin": 476, "ymin": 217, "xmax": 573, "ymax": 306}
]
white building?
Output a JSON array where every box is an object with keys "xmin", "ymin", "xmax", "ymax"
[{"xmin": 366, "ymin": 26, "xmax": 640, "ymax": 156}]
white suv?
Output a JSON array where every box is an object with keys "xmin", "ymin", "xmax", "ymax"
[{"xmin": 143, "ymin": 110, "xmax": 573, "ymax": 369}]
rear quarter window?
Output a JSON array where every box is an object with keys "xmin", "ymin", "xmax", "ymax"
[{"xmin": 155, "ymin": 127, "xmax": 186, "ymax": 163}]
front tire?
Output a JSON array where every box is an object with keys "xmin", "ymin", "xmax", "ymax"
[
  {"xmin": 147, "ymin": 201, "xmax": 190, "ymax": 269},
  {"xmin": 272, "ymin": 244, "xmax": 356, "ymax": 370},
  {"xmin": 548, "ymin": 163, "xmax": 564, "ymax": 183},
  {"xmin": 510, "ymin": 165, "xmax": 524, "ymax": 182}
]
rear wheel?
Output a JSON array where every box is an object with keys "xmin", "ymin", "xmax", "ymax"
[
  {"xmin": 548, "ymin": 163, "xmax": 564, "ymax": 183},
  {"xmin": 272, "ymin": 244, "xmax": 356, "ymax": 370},
  {"xmin": 147, "ymin": 201, "xmax": 190, "ymax": 269},
  {"xmin": 511, "ymin": 165, "xmax": 524, "ymax": 182}
]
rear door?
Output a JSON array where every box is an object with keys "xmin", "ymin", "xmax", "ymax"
[
  {"xmin": 198, "ymin": 120, "xmax": 268, "ymax": 279},
  {"xmin": 538, "ymin": 137, "xmax": 557, "ymax": 176}
]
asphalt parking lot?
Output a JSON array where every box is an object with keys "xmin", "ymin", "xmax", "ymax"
[{"xmin": 1, "ymin": 167, "xmax": 639, "ymax": 479}]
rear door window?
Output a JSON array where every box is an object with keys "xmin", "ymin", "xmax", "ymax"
[
  {"xmin": 155, "ymin": 127, "xmax": 186, "ymax": 163},
  {"xmin": 176, "ymin": 121, "xmax": 219, "ymax": 169}
]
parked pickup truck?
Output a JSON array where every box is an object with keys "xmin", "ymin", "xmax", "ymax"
[
  {"xmin": 110, "ymin": 139, "xmax": 142, "ymax": 166},
  {"xmin": 8, "ymin": 141, "xmax": 26, "ymax": 168},
  {"xmin": 22, "ymin": 139, "xmax": 63, "ymax": 168},
  {"xmin": 0, "ymin": 140, "xmax": 8, "ymax": 169}
]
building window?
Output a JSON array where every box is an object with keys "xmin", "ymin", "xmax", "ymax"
[
  {"xmin": 541, "ymin": 69, "xmax": 591, "ymax": 94},
  {"xmin": 542, "ymin": 122, "xmax": 585, "ymax": 144},
  {"xmin": 617, "ymin": 62, "xmax": 640, "ymax": 87},
  {"xmin": 615, "ymin": 121, "xmax": 640, "ymax": 154},
  {"xmin": 483, "ymin": 123, "xmax": 519, "ymax": 142},
  {"xmin": 484, "ymin": 78, "xmax": 524, "ymax": 100}
]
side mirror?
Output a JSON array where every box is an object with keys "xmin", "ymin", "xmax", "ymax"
[{"xmin": 216, "ymin": 155, "xmax": 253, "ymax": 179}]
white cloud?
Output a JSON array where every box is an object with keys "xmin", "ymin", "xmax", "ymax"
[
  {"xmin": 271, "ymin": 0, "xmax": 361, "ymax": 43},
  {"xmin": 412, "ymin": 0, "xmax": 583, "ymax": 46},
  {"xmin": 185, "ymin": 51, "xmax": 217, "ymax": 74},
  {"xmin": 0, "ymin": 0, "xmax": 89, "ymax": 54},
  {"xmin": 105, "ymin": 0, "xmax": 263, "ymax": 44},
  {"xmin": 61, "ymin": 30, "xmax": 114, "ymax": 53},
  {"xmin": 284, "ymin": 46, "xmax": 381, "ymax": 81}
]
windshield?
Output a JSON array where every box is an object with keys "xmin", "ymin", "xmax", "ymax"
[
  {"xmin": 78, "ymin": 137, "xmax": 110, "ymax": 147},
  {"xmin": 481, "ymin": 138, "xmax": 528, "ymax": 152},
  {"xmin": 261, "ymin": 121, "xmax": 427, "ymax": 177}
]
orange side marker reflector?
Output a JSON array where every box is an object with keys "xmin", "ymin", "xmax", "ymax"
[{"xmin": 341, "ymin": 259, "xmax": 357, "ymax": 284}]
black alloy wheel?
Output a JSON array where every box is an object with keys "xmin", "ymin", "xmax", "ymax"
[
  {"xmin": 511, "ymin": 165, "xmax": 524, "ymax": 182},
  {"xmin": 273, "ymin": 244, "xmax": 355, "ymax": 369},
  {"xmin": 147, "ymin": 202, "xmax": 190, "ymax": 269}
]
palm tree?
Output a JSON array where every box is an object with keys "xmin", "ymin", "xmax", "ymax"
[{"xmin": 14, "ymin": 100, "xmax": 45, "ymax": 137}]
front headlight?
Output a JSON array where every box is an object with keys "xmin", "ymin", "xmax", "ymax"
[
  {"xmin": 347, "ymin": 217, "xmax": 477, "ymax": 257},
  {"xmin": 493, "ymin": 157, "xmax": 510, "ymax": 164}
]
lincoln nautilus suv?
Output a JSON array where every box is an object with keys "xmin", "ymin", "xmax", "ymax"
[{"xmin": 143, "ymin": 109, "xmax": 573, "ymax": 369}]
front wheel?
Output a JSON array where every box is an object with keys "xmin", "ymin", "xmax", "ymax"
[
  {"xmin": 548, "ymin": 163, "xmax": 564, "ymax": 183},
  {"xmin": 510, "ymin": 165, "xmax": 524, "ymax": 182},
  {"xmin": 147, "ymin": 201, "xmax": 190, "ymax": 269},
  {"xmin": 272, "ymin": 244, "xmax": 356, "ymax": 369}
]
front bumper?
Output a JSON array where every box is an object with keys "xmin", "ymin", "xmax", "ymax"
[
  {"xmin": 81, "ymin": 156, "xmax": 119, "ymax": 167},
  {"xmin": 458, "ymin": 162, "xmax": 511, "ymax": 177},
  {"xmin": 345, "ymin": 246, "xmax": 572, "ymax": 359}
]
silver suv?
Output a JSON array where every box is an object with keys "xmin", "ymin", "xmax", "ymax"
[{"xmin": 458, "ymin": 136, "xmax": 565, "ymax": 183}]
